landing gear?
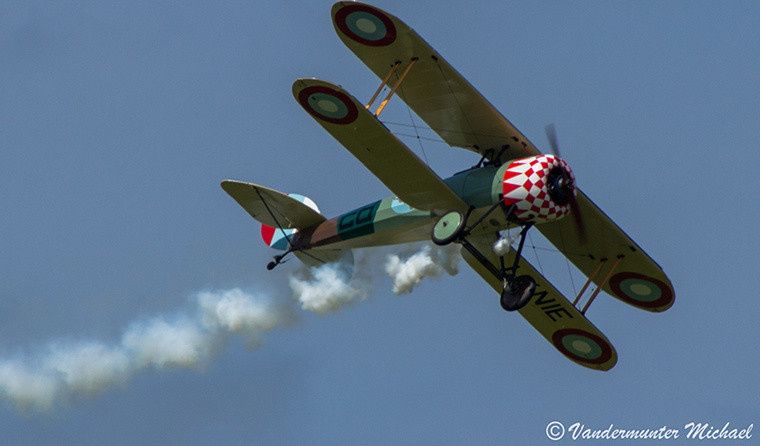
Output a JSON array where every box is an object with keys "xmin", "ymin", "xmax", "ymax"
[
  {"xmin": 497, "ymin": 223, "xmax": 536, "ymax": 311},
  {"xmin": 433, "ymin": 203, "xmax": 538, "ymax": 312},
  {"xmin": 431, "ymin": 210, "xmax": 466, "ymax": 245},
  {"xmin": 500, "ymin": 275, "xmax": 536, "ymax": 311}
]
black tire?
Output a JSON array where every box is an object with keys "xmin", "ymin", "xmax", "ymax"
[
  {"xmin": 431, "ymin": 210, "xmax": 466, "ymax": 245},
  {"xmin": 500, "ymin": 275, "xmax": 537, "ymax": 311}
]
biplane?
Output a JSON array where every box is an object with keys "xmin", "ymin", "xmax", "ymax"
[{"xmin": 222, "ymin": 2, "xmax": 674, "ymax": 371}]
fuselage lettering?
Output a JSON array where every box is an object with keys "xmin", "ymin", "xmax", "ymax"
[
  {"xmin": 338, "ymin": 211, "xmax": 357, "ymax": 230},
  {"xmin": 356, "ymin": 205, "xmax": 374, "ymax": 224}
]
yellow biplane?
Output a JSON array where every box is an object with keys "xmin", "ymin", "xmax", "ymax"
[{"xmin": 222, "ymin": 2, "xmax": 674, "ymax": 371}]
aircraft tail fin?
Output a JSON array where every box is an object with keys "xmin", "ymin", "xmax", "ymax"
[
  {"xmin": 221, "ymin": 180, "xmax": 325, "ymax": 250},
  {"xmin": 222, "ymin": 180, "xmax": 354, "ymax": 270}
]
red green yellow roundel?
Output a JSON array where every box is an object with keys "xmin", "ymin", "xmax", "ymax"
[
  {"xmin": 609, "ymin": 272, "xmax": 674, "ymax": 309},
  {"xmin": 552, "ymin": 328, "xmax": 613, "ymax": 366},
  {"xmin": 334, "ymin": 4, "xmax": 396, "ymax": 47},
  {"xmin": 297, "ymin": 85, "xmax": 358, "ymax": 125}
]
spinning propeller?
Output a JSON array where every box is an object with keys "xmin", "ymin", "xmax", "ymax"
[{"xmin": 544, "ymin": 124, "xmax": 587, "ymax": 242}]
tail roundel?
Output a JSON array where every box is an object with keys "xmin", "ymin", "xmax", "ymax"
[{"xmin": 260, "ymin": 194, "xmax": 320, "ymax": 250}]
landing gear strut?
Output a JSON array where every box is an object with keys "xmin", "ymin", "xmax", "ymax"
[
  {"xmin": 432, "ymin": 202, "xmax": 539, "ymax": 312},
  {"xmin": 431, "ymin": 199, "xmax": 507, "ymax": 246},
  {"xmin": 497, "ymin": 222, "xmax": 536, "ymax": 311}
]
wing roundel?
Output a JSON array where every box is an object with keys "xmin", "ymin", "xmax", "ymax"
[
  {"xmin": 331, "ymin": 1, "xmax": 541, "ymax": 165},
  {"xmin": 333, "ymin": 3, "xmax": 397, "ymax": 47},
  {"xmin": 292, "ymin": 78, "xmax": 468, "ymax": 214}
]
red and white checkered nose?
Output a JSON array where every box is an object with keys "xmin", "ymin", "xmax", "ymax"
[{"xmin": 502, "ymin": 155, "xmax": 576, "ymax": 223}]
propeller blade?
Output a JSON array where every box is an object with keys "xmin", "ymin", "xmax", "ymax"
[
  {"xmin": 544, "ymin": 123, "xmax": 561, "ymax": 158},
  {"xmin": 568, "ymin": 193, "xmax": 587, "ymax": 244},
  {"xmin": 544, "ymin": 124, "xmax": 585, "ymax": 241}
]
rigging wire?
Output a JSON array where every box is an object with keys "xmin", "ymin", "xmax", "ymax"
[
  {"xmin": 254, "ymin": 188, "xmax": 323, "ymax": 265},
  {"xmin": 558, "ymin": 223, "xmax": 578, "ymax": 296},
  {"xmin": 255, "ymin": 188, "xmax": 294, "ymax": 247},
  {"xmin": 395, "ymin": 70, "xmax": 430, "ymax": 165},
  {"xmin": 526, "ymin": 230, "xmax": 582, "ymax": 298},
  {"xmin": 388, "ymin": 132, "xmax": 447, "ymax": 144},
  {"xmin": 404, "ymin": 104, "xmax": 429, "ymax": 165},
  {"xmin": 527, "ymin": 232, "xmax": 545, "ymax": 276},
  {"xmin": 541, "ymin": 211, "xmax": 580, "ymax": 298},
  {"xmin": 382, "ymin": 120, "xmax": 536, "ymax": 151},
  {"xmin": 434, "ymin": 61, "xmax": 480, "ymax": 148}
]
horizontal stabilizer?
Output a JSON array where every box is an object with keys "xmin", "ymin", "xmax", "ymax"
[{"xmin": 221, "ymin": 180, "xmax": 326, "ymax": 230}]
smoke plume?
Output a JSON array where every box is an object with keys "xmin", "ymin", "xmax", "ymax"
[
  {"xmin": 0, "ymin": 288, "xmax": 290, "ymax": 411},
  {"xmin": 384, "ymin": 244, "xmax": 460, "ymax": 295},
  {"xmin": 0, "ymin": 244, "xmax": 457, "ymax": 412},
  {"xmin": 289, "ymin": 261, "xmax": 369, "ymax": 315}
]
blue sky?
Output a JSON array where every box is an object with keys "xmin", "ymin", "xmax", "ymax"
[{"xmin": 1, "ymin": 1, "xmax": 759, "ymax": 444}]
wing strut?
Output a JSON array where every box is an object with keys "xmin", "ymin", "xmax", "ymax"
[
  {"xmin": 570, "ymin": 256, "xmax": 625, "ymax": 314},
  {"xmin": 373, "ymin": 58, "xmax": 417, "ymax": 117},
  {"xmin": 572, "ymin": 260, "xmax": 606, "ymax": 306},
  {"xmin": 365, "ymin": 61, "xmax": 400, "ymax": 110},
  {"xmin": 579, "ymin": 256, "xmax": 624, "ymax": 314}
]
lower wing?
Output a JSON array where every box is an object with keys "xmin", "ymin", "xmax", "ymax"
[
  {"xmin": 292, "ymin": 78, "xmax": 467, "ymax": 214},
  {"xmin": 536, "ymin": 189, "xmax": 675, "ymax": 312},
  {"xmin": 460, "ymin": 232, "xmax": 618, "ymax": 371}
]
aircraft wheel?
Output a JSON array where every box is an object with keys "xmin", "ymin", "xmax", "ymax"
[
  {"xmin": 431, "ymin": 210, "xmax": 466, "ymax": 245},
  {"xmin": 500, "ymin": 275, "xmax": 536, "ymax": 311}
]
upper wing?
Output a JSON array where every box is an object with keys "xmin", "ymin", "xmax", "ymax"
[
  {"xmin": 292, "ymin": 78, "xmax": 468, "ymax": 214},
  {"xmin": 461, "ymin": 232, "xmax": 618, "ymax": 371},
  {"xmin": 331, "ymin": 1, "xmax": 541, "ymax": 165},
  {"xmin": 221, "ymin": 180, "xmax": 326, "ymax": 229},
  {"xmin": 536, "ymin": 189, "xmax": 675, "ymax": 312}
]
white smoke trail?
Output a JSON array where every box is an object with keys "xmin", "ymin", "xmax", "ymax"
[
  {"xmin": 384, "ymin": 244, "xmax": 460, "ymax": 295},
  {"xmin": 0, "ymin": 288, "xmax": 290, "ymax": 412},
  {"xmin": 0, "ymin": 244, "xmax": 455, "ymax": 412},
  {"xmin": 289, "ymin": 262, "xmax": 368, "ymax": 315},
  {"xmin": 198, "ymin": 288, "xmax": 286, "ymax": 349}
]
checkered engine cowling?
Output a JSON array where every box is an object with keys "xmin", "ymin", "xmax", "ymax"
[{"xmin": 502, "ymin": 154, "xmax": 575, "ymax": 223}]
